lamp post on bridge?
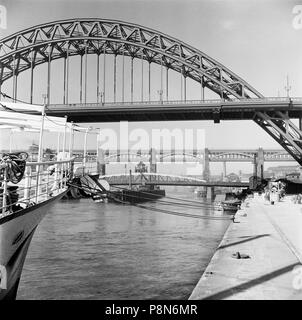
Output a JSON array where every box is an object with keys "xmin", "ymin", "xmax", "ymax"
[
  {"xmin": 284, "ymin": 75, "xmax": 291, "ymax": 98},
  {"xmin": 98, "ymin": 91, "xmax": 104, "ymax": 106},
  {"xmin": 157, "ymin": 89, "xmax": 163, "ymax": 104}
]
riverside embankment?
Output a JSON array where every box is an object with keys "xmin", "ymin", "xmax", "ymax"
[{"xmin": 189, "ymin": 194, "xmax": 302, "ymax": 300}]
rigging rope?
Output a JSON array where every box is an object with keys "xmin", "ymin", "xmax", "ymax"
[{"xmin": 110, "ymin": 195, "xmax": 232, "ymax": 221}]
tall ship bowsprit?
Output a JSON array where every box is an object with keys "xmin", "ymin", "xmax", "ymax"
[{"xmin": 0, "ymin": 101, "xmax": 94, "ymax": 300}]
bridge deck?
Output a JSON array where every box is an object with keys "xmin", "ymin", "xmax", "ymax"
[{"xmin": 46, "ymin": 98, "xmax": 302, "ymax": 122}]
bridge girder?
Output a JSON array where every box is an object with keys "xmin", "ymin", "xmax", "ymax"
[{"xmin": 254, "ymin": 111, "xmax": 302, "ymax": 164}]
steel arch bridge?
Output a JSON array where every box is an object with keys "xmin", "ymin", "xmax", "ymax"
[
  {"xmin": 1, "ymin": 18, "xmax": 302, "ymax": 164},
  {"xmin": 0, "ymin": 18, "xmax": 262, "ymax": 101}
]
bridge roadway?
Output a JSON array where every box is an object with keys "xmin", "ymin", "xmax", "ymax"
[{"xmin": 46, "ymin": 97, "xmax": 302, "ymax": 122}]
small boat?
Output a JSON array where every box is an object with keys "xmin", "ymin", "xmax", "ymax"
[
  {"xmin": 221, "ymin": 200, "xmax": 241, "ymax": 213},
  {"xmin": 215, "ymin": 202, "xmax": 223, "ymax": 211},
  {"xmin": 214, "ymin": 194, "xmax": 226, "ymax": 211}
]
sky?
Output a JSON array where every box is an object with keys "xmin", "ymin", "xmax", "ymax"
[{"xmin": 0, "ymin": 0, "xmax": 301, "ymax": 174}]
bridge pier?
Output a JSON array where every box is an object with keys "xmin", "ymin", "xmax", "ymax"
[
  {"xmin": 222, "ymin": 162, "xmax": 227, "ymax": 181},
  {"xmin": 149, "ymin": 148, "xmax": 157, "ymax": 173},
  {"xmin": 97, "ymin": 148, "xmax": 106, "ymax": 176},
  {"xmin": 203, "ymin": 148, "xmax": 210, "ymax": 181},
  {"xmin": 253, "ymin": 154, "xmax": 257, "ymax": 177},
  {"xmin": 256, "ymin": 147, "xmax": 264, "ymax": 179},
  {"xmin": 206, "ymin": 186, "xmax": 215, "ymax": 201}
]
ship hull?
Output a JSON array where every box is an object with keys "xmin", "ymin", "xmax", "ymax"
[
  {"xmin": 112, "ymin": 188, "xmax": 166, "ymax": 203},
  {"xmin": 0, "ymin": 191, "xmax": 67, "ymax": 300}
]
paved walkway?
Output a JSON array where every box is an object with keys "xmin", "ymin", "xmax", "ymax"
[{"xmin": 189, "ymin": 195, "xmax": 302, "ymax": 300}]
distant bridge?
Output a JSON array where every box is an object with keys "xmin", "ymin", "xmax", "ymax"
[
  {"xmin": 100, "ymin": 173, "xmax": 249, "ymax": 188},
  {"xmin": 76, "ymin": 147, "xmax": 296, "ymax": 180},
  {"xmin": 74, "ymin": 147, "xmax": 297, "ymax": 180},
  {"xmin": 89, "ymin": 148, "xmax": 295, "ymax": 163}
]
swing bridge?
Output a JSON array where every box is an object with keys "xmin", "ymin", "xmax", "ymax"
[{"xmin": 98, "ymin": 173, "xmax": 249, "ymax": 188}]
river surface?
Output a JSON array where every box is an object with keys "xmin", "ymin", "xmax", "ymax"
[{"xmin": 17, "ymin": 187, "xmax": 230, "ymax": 300}]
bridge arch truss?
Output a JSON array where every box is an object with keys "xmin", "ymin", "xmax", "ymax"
[{"xmin": 0, "ymin": 18, "xmax": 262, "ymax": 103}]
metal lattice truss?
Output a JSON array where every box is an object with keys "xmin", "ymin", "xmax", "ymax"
[
  {"xmin": 208, "ymin": 151, "xmax": 255, "ymax": 162},
  {"xmin": 208, "ymin": 149, "xmax": 294, "ymax": 162},
  {"xmin": 0, "ymin": 18, "xmax": 262, "ymax": 100},
  {"xmin": 254, "ymin": 111, "xmax": 302, "ymax": 164},
  {"xmin": 104, "ymin": 150, "xmax": 150, "ymax": 163},
  {"xmin": 104, "ymin": 152, "xmax": 202, "ymax": 163},
  {"xmin": 263, "ymin": 149, "xmax": 295, "ymax": 161}
]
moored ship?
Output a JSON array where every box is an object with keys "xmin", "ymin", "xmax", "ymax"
[
  {"xmin": 111, "ymin": 185, "xmax": 166, "ymax": 203},
  {"xmin": 0, "ymin": 101, "xmax": 76, "ymax": 300}
]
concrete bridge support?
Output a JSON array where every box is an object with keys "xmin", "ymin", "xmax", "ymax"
[
  {"xmin": 97, "ymin": 148, "xmax": 106, "ymax": 175},
  {"xmin": 253, "ymin": 154, "xmax": 257, "ymax": 177},
  {"xmin": 256, "ymin": 147, "xmax": 264, "ymax": 179},
  {"xmin": 203, "ymin": 148, "xmax": 210, "ymax": 181},
  {"xmin": 149, "ymin": 148, "xmax": 157, "ymax": 173},
  {"xmin": 222, "ymin": 162, "xmax": 227, "ymax": 181},
  {"xmin": 206, "ymin": 186, "xmax": 215, "ymax": 201}
]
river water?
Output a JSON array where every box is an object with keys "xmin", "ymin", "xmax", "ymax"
[{"xmin": 17, "ymin": 187, "xmax": 230, "ymax": 300}]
